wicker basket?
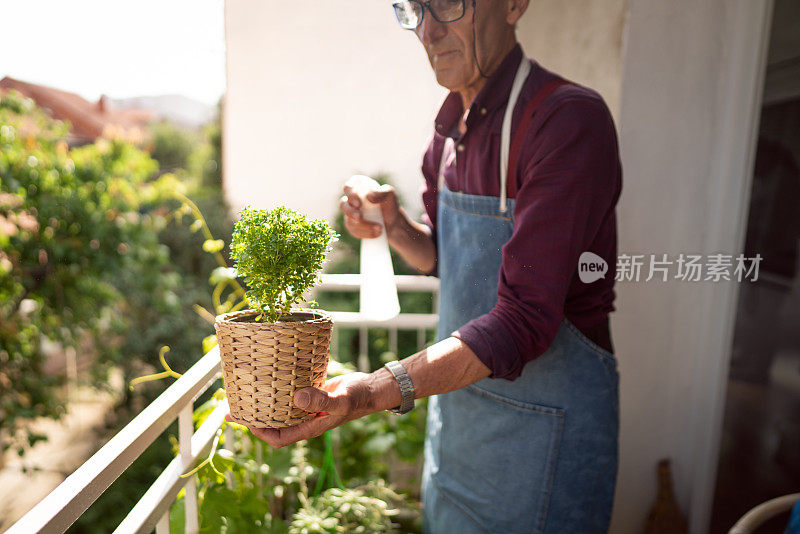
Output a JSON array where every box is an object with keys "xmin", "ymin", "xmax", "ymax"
[{"xmin": 215, "ymin": 309, "xmax": 332, "ymax": 428}]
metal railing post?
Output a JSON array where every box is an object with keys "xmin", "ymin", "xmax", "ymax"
[
  {"xmin": 223, "ymin": 425, "xmax": 235, "ymax": 489},
  {"xmin": 255, "ymin": 440, "xmax": 264, "ymax": 499},
  {"xmin": 358, "ymin": 326, "xmax": 369, "ymax": 372},
  {"xmin": 389, "ymin": 328, "xmax": 398, "ymax": 356},
  {"xmin": 417, "ymin": 328, "xmax": 426, "ymax": 351},
  {"xmin": 178, "ymin": 405, "xmax": 199, "ymax": 534},
  {"xmin": 155, "ymin": 511, "xmax": 170, "ymax": 534}
]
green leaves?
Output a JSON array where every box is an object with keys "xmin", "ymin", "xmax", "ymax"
[{"xmin": 230, "ymin": 206, "xmax": 337, "ymax": 322}]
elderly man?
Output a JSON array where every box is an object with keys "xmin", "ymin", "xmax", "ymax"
[{"xmin": 232, "ymin": 0, "xmax": 622, "ymax": 531}]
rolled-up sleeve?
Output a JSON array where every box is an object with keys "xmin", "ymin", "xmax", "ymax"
[{"xmin": 453, "ymin": 95, "xmax": 621, "ymax": 380}]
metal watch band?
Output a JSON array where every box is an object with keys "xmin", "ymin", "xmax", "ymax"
[{"xmin": 384, "ymin": 360, "xmax": 415, "ymax": 415}]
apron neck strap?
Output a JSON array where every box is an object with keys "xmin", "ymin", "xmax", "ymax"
[
  {"xmin": 436, "ymin": 56, "xmax": 531, "ymax": 207},
  {"xmin": 499, "ymin": 58, "xmax": 532, "ymax": 213}
]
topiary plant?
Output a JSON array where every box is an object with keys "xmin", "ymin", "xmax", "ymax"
[{"xmin": 230, "ymin": 206, "xmax": 338, "ymax": 322}]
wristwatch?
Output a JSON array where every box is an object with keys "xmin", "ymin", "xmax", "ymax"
[{"xmin": 384, "ymin": 360, "xmax": 415, "ymax": 414}]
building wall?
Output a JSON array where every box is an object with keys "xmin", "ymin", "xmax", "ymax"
[
  {"xmin": 518, "ymin": 0, "xmax": 627, "ymax": 120},
  {"xmin": 223, "ymin": 0, "xmax": 443, "ymax": 222}
]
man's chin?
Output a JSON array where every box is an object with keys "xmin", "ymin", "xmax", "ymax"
[{"xmin": 432, "ymin": 70, "xmax": 463, "ymax": 92}]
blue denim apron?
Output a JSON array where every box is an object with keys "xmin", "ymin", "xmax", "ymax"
[{"xmin": 421, "ymin": 57, "xmax": 619, "ymax": 534}]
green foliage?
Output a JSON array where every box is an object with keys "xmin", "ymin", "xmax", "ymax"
[
  {"xmin": 148, "ymin": 120, "xmax": 200, "ymax": 173},
  {"xmin": 187, "ymin": 103, "xmax": 223, "ymax": 191},
  {"xmin": 0, "ymin": 90, "xmax": 233, "ymax": 532},
  {"xmin": 2, "ymin": 88, "xmax": 426, "ymax": 530},
  {"xmin": 0, "ymin": 89, "xmax": 186, "ymax": 456},
  {"xmin": 144, "ymin": 195, "xmax": 423, "ymax": 531},
  {"xmin": 231, "ymin": 206, "xmax": 338, "ymax": 322}
]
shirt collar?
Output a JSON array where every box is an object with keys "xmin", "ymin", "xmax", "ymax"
[{"xmin": 433, "ymin": 44, "xmax": 524, "ymax": 138}]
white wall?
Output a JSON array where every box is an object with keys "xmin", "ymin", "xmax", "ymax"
[
  {"xmin": 613, "ymin": 1, "xmax": 773, "ymax": 532},
  {"xmin": 224, "ymin": 0, "xmax": 446, "ymax": 223},
  {"xmin": 518, "ymin": 0, "xmax": 627, "ymax": 120}
]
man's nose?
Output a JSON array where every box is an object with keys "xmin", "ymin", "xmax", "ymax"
[{"xmin": 416, "ymin": 12, "xmax": 447, "ymax": 45}]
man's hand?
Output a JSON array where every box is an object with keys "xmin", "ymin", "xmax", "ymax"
[
  {"xmin": 225, "ymin": 337, "xmax": 491, "ymax": 448},
  {"xmin": 339, "ymin": 181, "xmax": 437, "ymax": 273},
  {"xmin": 339, "ymin": 183, "xmax": 401, "ymax": 239},
  {"xmin": 225, "ymin": 372, "xmax": 375, "ymax": 448}
]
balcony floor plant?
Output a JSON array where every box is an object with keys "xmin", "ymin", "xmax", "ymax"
[{"xmin": 215, "ymin": 206, "xmax": 338, "ymax": 428}]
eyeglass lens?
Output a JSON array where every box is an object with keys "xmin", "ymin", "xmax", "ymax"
[{"xmin": 393, "ymin": 0, "xmax": 465, "ymax": 29}]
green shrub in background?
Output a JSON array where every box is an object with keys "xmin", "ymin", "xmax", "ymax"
[
  {"xmin": 0, "ymin": 90, "xmax": 231, "ymax": 532},
  {"xmin": 147, "ymin": 120, "xmax": 200, "ymax": 174},
  {"xmin": 0, "ymin": 90, "xmax": 187, "ymax": 457}
]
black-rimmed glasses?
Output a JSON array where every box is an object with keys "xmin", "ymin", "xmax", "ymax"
[{"xmin": 392, "ymin": 0, "xmax": 467, "ymax": 30}]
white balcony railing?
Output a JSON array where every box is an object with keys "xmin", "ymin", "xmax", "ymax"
[{"xmin": 7, "ymin": 274, "xmax": 439, "ymax": 534}]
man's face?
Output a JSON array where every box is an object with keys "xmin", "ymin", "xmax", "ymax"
[{"xmin": 414, "ymin": 0, "xmax": 515, "ymax": 93}]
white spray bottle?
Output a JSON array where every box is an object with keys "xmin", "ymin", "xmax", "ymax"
[{"xmin": 346, "ymin": 175, "xmax": 400, "ymax": 321}]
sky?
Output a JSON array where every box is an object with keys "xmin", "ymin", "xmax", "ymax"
[{"xmin": 2, "ymin": 0, "xmax": 226, "ymax": 105}]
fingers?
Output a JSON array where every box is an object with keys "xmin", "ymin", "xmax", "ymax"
[
  {"xmin": 250, "ymin": 413, "xmax": 333, "ymax": 448},
  {"xmin": 226, "ymin": 411, "xmax": 337, "ymax": 448},
  {"xmin": 294, "ymin": 386, "xmax": 349, "ymax": 414},
  {"xmin": 365, "ymin": 184, "xmax": 395, "ymax": 204},
  {"xmin": 339, "ymin": 195, "xmax": 381, "ymax": 238},
  {"xmin": 339, "ymin": 195, "xmax": 366, "ymax": 224},
  {"xmin": 225, "ymin": 376, "xmax": 363, "ymax": 448},
  {"xmin": 342, "ymin": 184, "xmax": 361, "ymax": 207},
  {"xmin": 339, "ymin": 194, "xmax": 360, "ymax": 218},
  {"xmin": 345, "ymin": 217, "xmax": 381, "ymax": 238}
]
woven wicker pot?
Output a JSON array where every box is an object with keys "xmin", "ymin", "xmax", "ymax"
[{"xmin": 215, "ymin": 309, "xmax": 332, "ymax": 428}]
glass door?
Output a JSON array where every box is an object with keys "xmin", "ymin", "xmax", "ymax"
[{"xmin": 711, "ymin": 1, "xmax": 800, "ymax": 532}]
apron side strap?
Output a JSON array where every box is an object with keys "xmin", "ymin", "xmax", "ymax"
[{"xmin": 507, "ymin": 78, "xmax": 572, "ymax": 200}]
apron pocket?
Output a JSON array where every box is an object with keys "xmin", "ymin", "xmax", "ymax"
[{"xmin": 434, "ymin": 385, "xmax": 565, "ymax": 534}]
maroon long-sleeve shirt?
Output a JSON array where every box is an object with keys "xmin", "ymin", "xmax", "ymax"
[{"xmin": 421, "ymin": 45, "xmax": 622, "ymax": 380}]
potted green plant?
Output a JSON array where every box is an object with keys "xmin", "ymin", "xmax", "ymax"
[{"xmin": 215, "ymin": 206, "xmax": 338, "ymax": 428}]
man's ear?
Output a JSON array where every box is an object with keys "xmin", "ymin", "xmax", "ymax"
[{"xmin": 507, "ymin": 0, "xmax": 530, "ymax": 25}]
